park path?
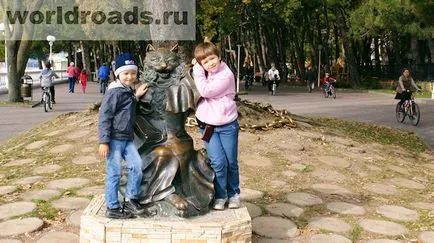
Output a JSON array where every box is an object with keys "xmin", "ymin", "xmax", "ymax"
[
  {"xmin": 0, "ymin": 81, "xmax": 103, "ymax": 144},
  {"xmin": 244, "ymin": 84, "xmax": 434, "ymax": 151}
]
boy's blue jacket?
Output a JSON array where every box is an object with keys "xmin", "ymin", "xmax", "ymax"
[{"xmin": 98, "ymin": 81, "xmax": 136, "ymax": 144}]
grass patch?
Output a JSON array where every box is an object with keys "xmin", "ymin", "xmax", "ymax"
[
  {"xmin": 29, "ymin": 200, "xmax": 58, "ymax": 220},
  {"xmin": 372, "ymin": 89, "xmax": 432, "ymax": 98},
  {"xmin": 0, "ymin": 101, "xmax": 34, "ymax": 107},
  {"xmin": 301, "ymin": 166, "xmax": 314, "ymax": 173},
  {"xmin": 349, "ymin": 226, "xmax": 362, "ymax": 242},
  {"xmin": 312, "ymin": 117, "xmax": 426, "ymax": 153}
]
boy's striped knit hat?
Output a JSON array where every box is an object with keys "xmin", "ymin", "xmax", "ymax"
[{"xmin": 114, "ymin": 52, "xmax": 138, "ymax": 77}]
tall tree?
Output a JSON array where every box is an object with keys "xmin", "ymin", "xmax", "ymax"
[{"xmin": 1, "ymin": 0, "xmax": 44, "ymax": 102}]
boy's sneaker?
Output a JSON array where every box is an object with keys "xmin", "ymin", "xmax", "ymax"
[
  {"xmin": 105, "ymin": 207, "xmax": 134, "ymax": 219},
  {"xmin": 228, "ymin": 194, "xmax": 241, "ymax": 209},
  {"xmin": 213, "ymin": 198, "xmax": 227, "ymax": 210},
  {"xmin": 124, "ymin": 199, "xmax": 146, "ymax": 215}
]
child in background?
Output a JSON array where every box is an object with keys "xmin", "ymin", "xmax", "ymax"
[
  {"xmin": 192, "ymin": 42, "xmax": 241, "ymax": 210},
  {"xmin": 78, "ymin": 68, "xmax": 89, "ymax": 93},
  {"xmin": 39, "ymin": 60, "xmax": 59, "ymax": 103},
  {"xmin": 323, "ymin": 72, "xmax": 336, "ymax": 93},
  {"xmin": 98, "ymin": 52, "xmax": 148, "ymax": 219}
]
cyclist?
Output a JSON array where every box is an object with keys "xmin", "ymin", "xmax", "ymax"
[
  {"xmin": 322, "ymin": 72, "xmax": 336, "ymax": 93},
  {"xmin": 39, "ymin": 60, "xmax": 59, "ymax": 103},
  {"xmin": 98, "ymin": 63, "xmax": 110, "ymax": 94},
  {"xmin": 267, "ymin": 63, "xmax": 280, "ymax": 93},
  {"xmin": 395, "ymin": 68, "xmax": 420, "ymax": 106}
]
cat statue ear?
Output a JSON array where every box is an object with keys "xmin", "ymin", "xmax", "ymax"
[
  {"xmin": 146, "ymin": 44, "xmax": 156, "ymax": 52},
  {"xmin": 170, "ymin": 44, "xmax": 179, "ymax": 53}
]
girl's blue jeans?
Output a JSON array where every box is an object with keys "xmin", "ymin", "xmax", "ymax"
[
  {"xmin": 200, "ymin": 120, "xmax": 240, "ymax": 200},
  {"xmin": 105, "ymin": 140, "xmax": 143, "ymax": 209}
]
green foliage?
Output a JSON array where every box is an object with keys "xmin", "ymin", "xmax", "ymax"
[
  {"xmin": 349, "ymin": 0, "xmax": 431, "ymax": 38},
  {"xmin": 197, "ymin": 0, "xmax": 242, "ymax": 41}
]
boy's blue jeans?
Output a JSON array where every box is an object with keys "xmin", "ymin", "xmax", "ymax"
[
  {"xmin": 105, "ymin": 140, "xmax": 143, "ymax": 209},
  {"xmin": 200, "ymin": 120, "xmax": 240, "ymax": 200}
]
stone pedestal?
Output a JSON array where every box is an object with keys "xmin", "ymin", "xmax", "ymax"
[{"xmin": 80, "ymin": 195, "xmax": 252, "ymax": 243}]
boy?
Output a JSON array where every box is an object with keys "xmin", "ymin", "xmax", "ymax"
[
  {"xmin": 323, "ymin": 72, "xmax": 336, "ymax": 93},
  {"xmin": 98, "ymin": 52, "xmax": 148, "ymax": 219}
]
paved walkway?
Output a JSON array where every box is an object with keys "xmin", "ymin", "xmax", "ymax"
[
  {"xmin": 244, "ymin": 83, "xmax": 434, "ymax": 150},
  {"xmin": 0, "ymin": 81, "xmax": 103, "ymax": 144}
]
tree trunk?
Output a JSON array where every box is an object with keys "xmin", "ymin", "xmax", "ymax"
[
  {"xmin": 6, "ymin": 41, "xmax": 22, "ymax": 102},
  {"xmin": 80, "ymin": 41, "xmax": 92, "ymax": 74},
  {"xmin": 335, "ymin": 7, "xmax": 361, "ymax": 84},
  {"xmin": 323, "ymin": 0, "xmax": 331, "ymax": 68},
  {"xmin": 374, "ymin": 36, "xmax": 381, "ymax": 75},
  {"xmin": 3, "ymin": 0, "xmax": 44, "ymax": 101}
]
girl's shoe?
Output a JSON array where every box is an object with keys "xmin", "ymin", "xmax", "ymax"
[
  {"xmin": 228, "ymin": 194, "xmax": 241, "ymax": 209},
  {"xmin": 213, "ymin": 198, "xmax": 227, "ymax": 210}
]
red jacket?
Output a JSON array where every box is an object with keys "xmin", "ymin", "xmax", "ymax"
[
  {"xmin": 322, "ymin": 76, "xmax": 336, "ymax": 85},
  {"xmin": 79, "ymin": 72, "xmax": 89, "ymax": 83},
  {"xmin": 67, "ymin": 66, "xmax": 78, "ymax": 78}
]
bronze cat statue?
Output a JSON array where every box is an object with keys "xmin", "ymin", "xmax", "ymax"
[{"xmin": 120, "ymin": 44, "xmax": 214, "ymax": 218}]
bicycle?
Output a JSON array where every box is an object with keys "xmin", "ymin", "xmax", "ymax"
[
  {"xmin": 41, "ymin": 87, "xmax": 53, "ymax": 112},
  {"xmin": 395, "ymin": 91, "xmax": 420, "ymax": 126},
  {"xmin": 271, "ymin": 79, "xmax": 277, "ymax": 95},
  {"xmin": 323, "ymin": 82, "xmax": 336, "ymax": 99}
]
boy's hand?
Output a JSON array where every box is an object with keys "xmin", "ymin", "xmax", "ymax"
[
  {"xmin": 135, "ymin": 83, "xmax": 148, "ymax": 99},
  {"xmin": 98, "ymin": 143, "xmax": 109, "ymax": 159}
]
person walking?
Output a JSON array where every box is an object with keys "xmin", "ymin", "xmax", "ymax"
[
  {"xmin": 78, "ymin": 68, "xmax": 89, "ymax": 93},
  {"xmin": 305, "ymin": 66, "xmax": 316, "ymax": 92},
  {"xmin": 98, "ymin": 63, "xmax": 110, "ymax": 94},
  {"xmin": 66, "ymin": 62, "xmax": 78, "ymax": 93}
]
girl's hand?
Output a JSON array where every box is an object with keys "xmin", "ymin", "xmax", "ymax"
[
  {"xmin": 191, "ymin": 58, "xmax": 197, "ymax": 65},
  {"xmin": 98, "ymin": 143, "xmax": 109, "ymax": 159},
  {"xmin": 135, "ymin": 83, "xmax": 148, "ymax": 98}
]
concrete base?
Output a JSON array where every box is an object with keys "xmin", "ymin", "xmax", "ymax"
[{"xmin": 80, "ymin": 194, "xmax": 252, "ymax": 243}]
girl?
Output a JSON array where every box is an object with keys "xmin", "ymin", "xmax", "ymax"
[
  {"xmin": 78, "ymin": 68, "xmax": 89, "ymax": 93},
  {"xmin": 192, "ymin": 42, "xmax": 240, "ymax": 210}
]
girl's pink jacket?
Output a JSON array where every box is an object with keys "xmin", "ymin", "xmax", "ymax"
[{"xmin": 193, "ymin": 61, "xmax": 238, "ymax": 126}]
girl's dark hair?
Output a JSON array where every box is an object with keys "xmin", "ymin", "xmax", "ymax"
[
  {"xmin": 402, "ymin": 67, "xmax": 410, "ymax": 74},
  {"xmin": 81, "ymin": 68, "xmax": 87, "ymax": 73},
  {"xmin": 194, "ymin": 42, "xmax": 220, "ymax": 64},
  {"xmin": 44, "ymin": 60, "xmax": 51, "ymax": 69}
]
